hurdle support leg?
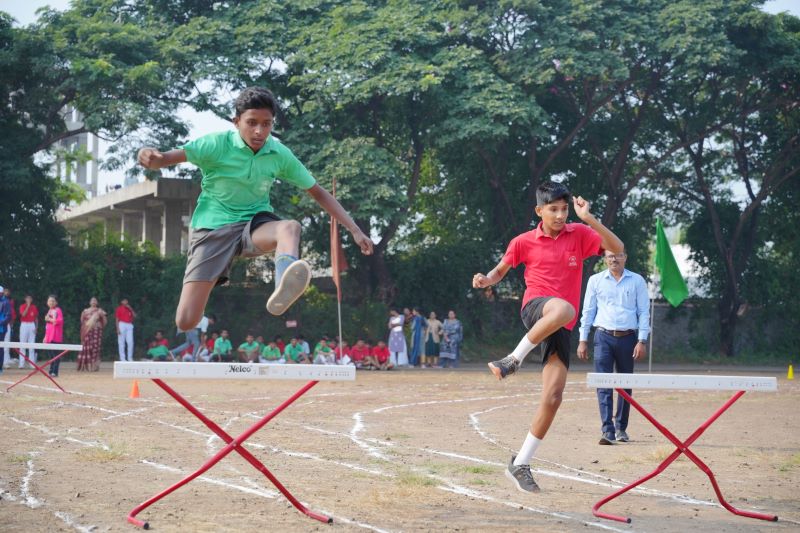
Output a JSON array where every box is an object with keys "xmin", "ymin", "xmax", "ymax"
[
  {"xmin": 6, "ymin": 349, "xmax": 70, "ymax": 394},
  {"xmin": 127, "ymin": 379, "xmax": 331, "ymax": 529},
  {"xmin": 592, "ymin": 388, "xmax": 778, "ymax": 523}
]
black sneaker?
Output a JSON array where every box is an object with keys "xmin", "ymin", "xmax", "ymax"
[
  {"xmin": 599, "ymin": 432, "xmax": 616, "ymax": 445},
  {"xmin": 488, "ymin": 355, "xmax": 520, "ymax": 380},
  {"xmin": 505, "ymin": 455, "xmax": 540, "ymax": 493}
]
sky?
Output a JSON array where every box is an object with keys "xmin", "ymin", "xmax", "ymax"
[{"xmin": 3, "ymin": 0, "xmax": 799, "ymax": 193}]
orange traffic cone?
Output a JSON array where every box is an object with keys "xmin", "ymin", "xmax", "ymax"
[
  {"xmin": 788, "ymin": 364, "xmax": 794, "ymax": 381},
  {"xmin": 130, "ymin": 379, "xmax": 140, "ymax": 399}
]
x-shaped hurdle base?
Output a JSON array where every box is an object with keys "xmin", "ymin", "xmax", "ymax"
[
  {"xmin": 6, "ymin": 349, "xmax": 71, "ymax": 394},
  {"xmin": 127, "ymin": 378, "xmax": 331, "ymax": 529},
  {"xmin": 592, "ymin": 388, "xmax": 779, "ymax": 524}
]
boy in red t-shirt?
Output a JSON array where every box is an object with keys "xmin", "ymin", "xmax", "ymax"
[
  {"xmin": 349, "ymin": 339, "xmax": 370, "ymax": 369},
  {"xmin": 366, "ymin": 341, "xmax": 392, "ymax": 370},
  {"xmin": 473, "ymin": 181, "xmax": 622, "ymax": 493}
]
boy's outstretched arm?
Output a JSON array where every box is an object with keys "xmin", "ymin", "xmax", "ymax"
[
  {"xmin": 305, "ymin": 184, "xmax": 374, "ymax": 255},
  {"xmin": 138, "ymin": 148, "xmax": 187, "ymax": 170},
  {"xmin": 472, "ymin": 261, "xmax": 512, "ymax": 289},
  {"xmin": 572, "ymin": 196, "xmax": 624, "ymax": 253}
]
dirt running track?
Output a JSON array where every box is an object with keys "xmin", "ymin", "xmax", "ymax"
[{"xmin": 1, "ymin": 364, "xmax": 798, "ymax": 532}]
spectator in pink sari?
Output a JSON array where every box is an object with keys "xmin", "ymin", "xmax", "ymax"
[
  {"xmin": 43, "ymin": 295, "xmax": 64, "ymax": 377},
  {"xmin": 78, "ymin": 297, "xmax": 107, "ymax": 372}
]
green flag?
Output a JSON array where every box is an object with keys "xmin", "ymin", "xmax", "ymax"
[{"xmin": 655, "ymin": 219, "xmax": 689, "ymax": 307}]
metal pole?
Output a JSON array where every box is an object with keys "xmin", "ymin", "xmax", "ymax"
[
  {"xmin": 337, "ymin": 295, "xmax": 344, "ymax": 362},
  {"xmin": 648, "ymin": 297, "xmax": 655, "ymax": 373}
]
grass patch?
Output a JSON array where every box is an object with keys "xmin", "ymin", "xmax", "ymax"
[
  {"xmin": 778, "ymin": 453, "xmax": 800, "ymax": 472},
  {"xmin": 397, "ymin": 471, "xmax": 437, "ymax": 488},
  {"xmin": 648, "ymin": 446, "xmax": 674, "ymax": 462},
  {"xmin": 461, "ymin": 465, "xmax": 494, "ymax": 475},
  {"xmin": 7, "ymin": 454, "xmax": 29, "ymax": 464},
  {"xmin": 76, "ymin": 443, "xmax": 127, "ymax": 462},
  {"xmin": 469, "ymin": 478, "xmax": 490, "ymax": 486}
]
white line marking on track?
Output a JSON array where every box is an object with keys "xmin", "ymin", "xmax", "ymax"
[{"xmin": 21, "ymin": 454, "xmax": 43, "ymax": 508}]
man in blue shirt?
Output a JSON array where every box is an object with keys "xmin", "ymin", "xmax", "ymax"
[{"xmin": 578, "ymin": 249, "xmax": 650, "ymax": 445}]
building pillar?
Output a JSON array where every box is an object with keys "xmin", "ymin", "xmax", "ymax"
[
  {"xmin": 143, "ymin": 209, "xmax": 162, "ymax": 249},
  {"xmin": 105, "ymin": 216, "xmax": 121, "ymax": 242},
  {"xmin": 162, "ymin": 201, "xmax": 183, "ymax": 256}
]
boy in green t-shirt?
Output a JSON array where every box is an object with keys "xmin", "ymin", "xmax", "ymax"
[
  {"xmin": 237, "ymin": 333, "xmax": 261, "ymax": 362},
  {"xmin": 213, "ymin": 329, "xmax": 233, "ymax": 362},
  {"xmin": 283, "ymin": 337, "xmax": 309, "ymax": 364},
  {"xmin": 137, "ymin": 87, "xmax": 373, "ymax": 332},
  {"xmin": 146, "ymin": 340, "xmax": 174, "ymax": 361},
  {"xmin": 260, "ymin": 340, "xmax": 284, "ymax": 364}
]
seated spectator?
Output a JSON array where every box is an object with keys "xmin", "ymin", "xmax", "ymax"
[
  {"xmin": 274, "ymin": 335, "xmax": 286, "ymax": 354},
  {"xmin": 298, "ymin": 334, "xmax": 310, "ymax": 357},
  {"xmin": 255, "ymin": 335, "xmax": 266, "ymax": 352},
  {"xmin": 237, "ymin": 333, "xmax": 261, "ymax": 362},
  {"xmin": 313, "ymin": 339, "xmax": 336, "ymax": 365},
  {"xmin": 212, "ymin": 329, "xmax": 234, "ymax": 362},
  {"xmin": 283, "ymin": 337, "xmax": 310, "ymax": 364},
  {"xmin": 179, "ymin": 344, "xmax": 195, "ymax": 362},
  {"xmin": 154, "ymin": 330, "xmax": 170, "ymax": 348},
  {"xmin": 260, "ymin": 340, "xmax": 284, "ymax": 364},
  {"xmin": 146, "ymin": 339, "xmax": 174, "ymax": 361},
  {"xmin": 313, "ymin": 336, "xmax": 329, "ymax": 355},
  {"xmin": 349, "ymin": 339, "xmax": 371, "ymax": 369},
  {"xmin": 335, "ymin": 340, "xmax": 353, "ymax": 365},
  {"xmin": 195, "ymin": 333, "xmax": 211, "ymax": 362},
  {"xmin": 372, "ymin": 340, "xmax": 393, "ymax": 370},
  {"xmin": 207, "ymin": 331, "xmax": 219, "ymax": 353}
]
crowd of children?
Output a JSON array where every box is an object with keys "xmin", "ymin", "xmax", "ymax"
[{"xmin": 145, "ymin": 330, "xmax": 394, "ymax": 370}]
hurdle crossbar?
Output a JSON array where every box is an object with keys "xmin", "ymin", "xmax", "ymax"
[
  {"xmin": 586, "ymin": 373, "xmax": 777, "ymax": 391},
  {"xmin": 586, "ymin": 372, "xmax": 779, "ymax": 524},
  {"xmin": 1, "ymin": 341, "xmax": 83, "ymax": 393},
  {"xmin": 113, "ymin": 361, "xmax": 354, "ymax": 529}
]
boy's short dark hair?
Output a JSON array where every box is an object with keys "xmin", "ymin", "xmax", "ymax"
[
  {"xmin": 536, "ymin": 181, "xmax": 571, "ymax": 206},
  {"xmin": 234, "ymin": 87, "xmax": 278, "ymax": 117}
]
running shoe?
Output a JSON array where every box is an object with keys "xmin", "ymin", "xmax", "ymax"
[
  {"xmin": 488, "ymin": 355, "xmax": 520, "ymax": 380},
  {"xmin": 506, "ymin": 455, "xmax": 540, "ymax": 493}
]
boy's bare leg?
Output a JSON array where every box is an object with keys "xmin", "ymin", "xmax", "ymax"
[
  {"xmin": 489, "ymin": 298, "xmax": 574, "ymax": 380},
  {"xmin": 530, "ymin": 354, "xmax": 568, "ymax": 438},
  {"xmin": 175, "ymin": 281, "xmax": 216, "ymax": 332},
  {"xmin": 252, "ymin": 220, "xmax": 312, "ymax": 315}
]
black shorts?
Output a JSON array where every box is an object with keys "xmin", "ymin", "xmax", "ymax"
[{"xmin": 520, "ymin": 297, "xmax": 571, "ymax": 369}]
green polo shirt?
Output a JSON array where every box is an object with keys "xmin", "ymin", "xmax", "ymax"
[
  {"xmin": 214, "ymin": 337, "xmax": 232, "ymax": 354},
  {"xmin": 183, "ymin": 130, "xmax": 316, "ymax": 229},
  {"xmin": 147, "ymin": 345, "xmax": 171, "ymax": 360},
  {"xmin": 261, "ymin": 345, "xmax": 282, "ymax": 361},
  {"xmin": 238, "ymin": 341, "xmax": 260, "ymax": 355},
  {"xmin": 284, "ymin": 343, "xmax": 305, "ymax": 362}
]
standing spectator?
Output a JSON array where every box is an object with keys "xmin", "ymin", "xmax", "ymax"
[
  {"xmin": 439, "ymin": 310, "xmax": 463, "ymax": 368},
  {"xmin": 387, "ymin": 309, "xmax": 409, "ymax": 367},
  {"xmin": 349, "ymin": 339, "xmax": 370, "ymax": 369},
  {"xmin": 78, "ymin": 297, "xmax": 107, "ymax": 372},
  {"xmin": 43, "ymin": 295, "xmax": 64, "ymax": 377},
  {"xmin": 1, "ymin": 287, "xmax": 15, "ymax": 368},
  {"xmin": 409, "ymin": 308, "xmax": 426, "ymax": 367},
  {"xmin": 578, "ymin": 248, "xmax": 650, "ymax": 444},
  {"xmin": 0, "ymin": 287, "xmax": 10, "ymax": 373},
  {"xmin": 238, "ymin": 334, "xmax": 261, "ymax": 362},
  {"xmin": 260, "ymin": 340, "xmax": 284, "ymax": 364},
  {"xmin": 17, "ymin": 294, "xmax": 39, "ymax": 368},
  {"xmin": 171, "ymin": 315, "xmax": 215, "ymax": 358},
  {"xmin": 115, "ymin": 298, "xmax": 136, "ymax": 362},
  {"xmin": 213, "ymin": 329, "xmax": 233, "ymax": 362},
  {"xmin": 423, "ymin": 311, "xmax": 443, "ymax": 368}
]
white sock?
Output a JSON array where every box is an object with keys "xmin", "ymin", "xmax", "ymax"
[
  {"xmin": 510, "ymin": 334, "xmax": 536, "ymax": 363},
  {"xmin": 513, "ymin": 432, "xmax": 542, "ymax": 466}
]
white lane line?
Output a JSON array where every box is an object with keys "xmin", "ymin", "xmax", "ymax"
[
  {"xmin": 21, "ymin": 453, "xmax": 43, "ymax": 508},
  {"xmin": 53, "ymin": 510, "xmax": 98, "ymax": 533}
]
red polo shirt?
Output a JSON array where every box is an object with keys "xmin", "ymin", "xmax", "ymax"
[
  {"xmin": 371, "ymin": 345, "xmax": 390, "ymax": 363},
  {"xmin": 350, "ymin": 345, "xmax": 370, "ymax": 362},
  {"xmin": 19, "ymin": 303, "xmax": 38, "ymax": 323},
  {"xmin": 115, "ymin": 305, "xmax": 134, "ymax": 323},
  {"xmin": 502, "ymin": 222, "xmax": 602, "ymax": 330}
]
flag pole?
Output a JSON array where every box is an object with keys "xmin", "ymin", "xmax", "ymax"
[{"xmin": 648, "ymin": 293, "xmax": 655, "ymax": 373}]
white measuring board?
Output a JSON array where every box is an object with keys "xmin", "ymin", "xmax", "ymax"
[
  {"xmin": 586, "ymin": 373, "xmax": 777, "ymax": 391},
  {"xmin": 0, "ymin": 342, "xmax": 83, "ymax": 351},
  {"xmin": 114, "ymin": 362, "xmax": 355, "ymax": 381}
]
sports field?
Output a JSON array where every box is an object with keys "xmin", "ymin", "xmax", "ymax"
[{"xmin": 1, "ymin": 365, "xmax": 798, "ymax": 532}]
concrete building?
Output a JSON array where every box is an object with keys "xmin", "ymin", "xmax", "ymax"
[
  {"xmin": 57, "ymin": 178, "xmax": 199, "ymax": 256},
  {"xmin": 54, "ymin": 108, "xmax": 101, "ymax": 199}
]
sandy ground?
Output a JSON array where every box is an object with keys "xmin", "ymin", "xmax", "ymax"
[{"xmin": 0, "ymin": 363, "xmax": 798, "ymax": 533}]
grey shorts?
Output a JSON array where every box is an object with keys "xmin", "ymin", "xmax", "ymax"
[
  {"xmin": 184, "ymin": 212, "xmax": 281, "ymax": 286},
  {"xmin": 521, "ymin": 297, "xmax": 572, "ymax": 369}
]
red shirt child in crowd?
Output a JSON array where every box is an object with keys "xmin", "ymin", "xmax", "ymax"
[
  {"xmin": 349, "ymin": 339, "xmax": 370, "ymax": 368},
  {"xmin": 17, "ymin": 294, "xmax": 39, "ymax": 368},
  {"xmin": 153, "ymin": 330, "xmax": 169, "ymax": 348},
  {"xmin": 367, "ymin": 340, "xmax": 392, "ymax": 371}
]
